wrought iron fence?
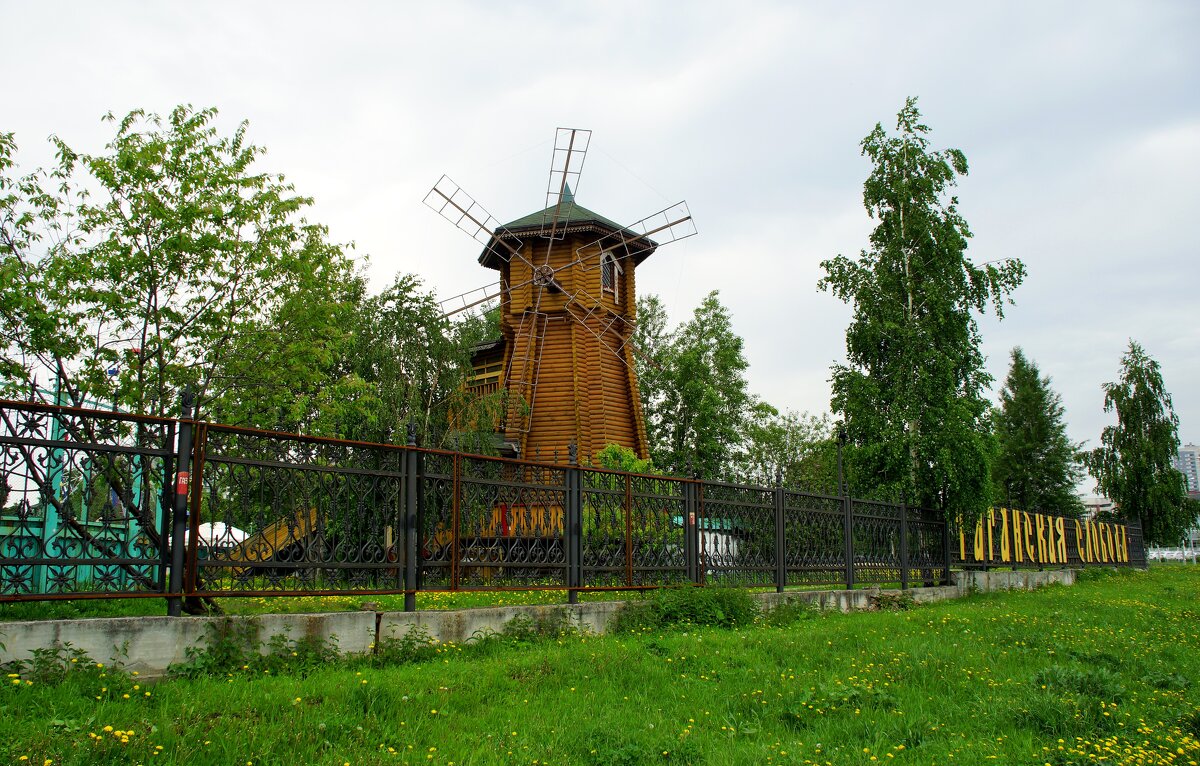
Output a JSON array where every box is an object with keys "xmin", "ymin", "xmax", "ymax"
[
  {"xmin": 0, "ymin": 399, "xmax": 1148, "ymax": 611},
  {"xmin": 186, "ymin": 422, "xmax": 408, "ymax": 598},
  {"xmin": 0, "ymin": 401, "xmax": 176, "ymax": 598}
]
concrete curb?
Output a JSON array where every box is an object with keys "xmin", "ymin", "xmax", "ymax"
[{"xmin": 0, "ymin": 569, "xmax": 1075, "ymax": 678}]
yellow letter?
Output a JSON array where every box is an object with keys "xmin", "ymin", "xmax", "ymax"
[
  {"xmin": 1000, "ymin": 508, "xmax": 1011, "ymax": 562},
  {"xmin": 1035, "ymin": 514, "xmax": 1047, "ymax": 562},
  {"xmin": 1056, "ymin": 517, "xmax": 1067, "ymax": 563},
  {"xmin": 987, "ymin": 508, "xmax": 996, "ymax": 562},
  {"xmin": 1024, "ymin": 512, "xmax": 1036, "ymax": 564},
  {"xmin": 1045, "ymin": 515, "xmax": 1057, "ymax": 564},
  {"xmin": 1012, "ymin": 511, "xmax": 1024, "ymax": 562}
]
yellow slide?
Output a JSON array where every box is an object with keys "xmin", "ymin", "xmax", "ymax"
[{"xmin": 228, "ymin": 507, "xmax": 319, "ymax": 568}]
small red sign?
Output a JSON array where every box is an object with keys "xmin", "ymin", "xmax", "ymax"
[
  {"xmin": 176, "ymin": 471, "xmax": 190, "ymax": 496},
  {"xmin": 688, "ymin": 512, "xmax": 696, "ymax": 526}
]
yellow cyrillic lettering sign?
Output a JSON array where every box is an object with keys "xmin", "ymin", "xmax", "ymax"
[
  {"xmin": 1035, "ymin": 514, "xmax": 1047, "ymax": 562},
  {"xmin": 1000, "ymin": 508, "xmax": 1011, "ymax": 562},
  {"xmin": 1012, "ymin": 510, "xmax": 1023, "ymax": 562},
  {"xmin": 1023, "ymin": 512, "xmax": 1035, "ymax": 564},
  {"xmin": 974, "ymin": 516, "xmax": 985, "ymax": 561},
  {"xmin": 1044, "ymin": 514, "xmax": 1057, "ymax": 564},
  {"xmin": 987, "ymin": 508, "xmax": 995, "ymax": 561},
  {"xmin": 1056, "ymin": 517, "xmax": 1067, "ymax": 563}
]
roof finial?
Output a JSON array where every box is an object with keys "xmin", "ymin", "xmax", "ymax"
[{"xmin": 561, "ymin": 183, "xmax": 574, "ymax": 204}]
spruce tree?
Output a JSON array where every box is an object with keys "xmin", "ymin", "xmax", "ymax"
[{"xmin": 992, "ymin": 348, "xmax": 1084, "ymax": 516}]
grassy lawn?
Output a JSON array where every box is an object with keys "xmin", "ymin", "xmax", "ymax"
[{"xmin": 2, "ymin": 567, "xmax": 1197, "ymax": 765}]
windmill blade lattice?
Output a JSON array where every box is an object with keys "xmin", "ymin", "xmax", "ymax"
[
  {"xmin": 572, "ymin": 201, "xmax": 696, "ymax": 272},
  {"xmin": 540, "ymin": 128, "xmax": 591, "ymax": 241},
  {"xmin": 424, "ymin": 175, "xmax": 530, "ymax": 267},
  {"xmin": 438, "ymin": 278, "xmax": 508, "ymax": 318}
]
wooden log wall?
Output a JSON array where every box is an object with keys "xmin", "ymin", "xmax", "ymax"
[{"xmin": 499, "ymin": 235, "xmax": 648, "ymax": 462}]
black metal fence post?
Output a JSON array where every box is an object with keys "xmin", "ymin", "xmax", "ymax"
[
  {"xmin": 837, "ymin": 428, "xmax": 853, "ymax": 590},
  {"xmin": 684, "ymin": 479, "xmax": 699, "ymax": 584},
  {"xmin": 843, "ymin": 494, "xmax": 854, "ymax": 591},
  {"xmin": 899, "ymin": 496, "xmax": 909, "ymax": 590},
  {"xmin": 566, "ymin": 443, "xmax": 582, "ymax": 604},
  {"xmin": 774, "ymin": 470, "xmax": 785, "ymax": 593},
  {"xmin": 941, "ymin": 511, "xmax": 952, "ymax": 586},
  {"xmin": 167, "ymin": 390, "xmax": 194, "ymax": 617},
  {"xmin": 403, "ymin": 423, "xmax": 418, "ymax": 613}
]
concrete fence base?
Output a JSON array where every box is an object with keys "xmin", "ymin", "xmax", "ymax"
[{"xmin": 0, "ymin": 569, "xmax": 1076, "ymax": 679}]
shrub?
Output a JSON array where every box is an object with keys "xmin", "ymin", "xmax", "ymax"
[
  {"xmin": 367, "ymin": 624, "xmax": 440, "ymax": 666},
  {"xmin": 871, "ymin": 590, "xmax": 916, "ymax": 611},
  {"xmin": 1, "ymin": 641, "xmax": 122, "ymax": 687},
  {"xmin": 612, "ymin": 587, "xmax": 759, "ymax": 632}
]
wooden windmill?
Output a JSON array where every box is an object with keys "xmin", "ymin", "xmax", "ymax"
[{"xmin": 425, "ymin": 128, "xmax": 695, "ymax": 463}]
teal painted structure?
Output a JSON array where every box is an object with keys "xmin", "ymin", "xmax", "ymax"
[{"xmin": 0, "ymin": 389, "xmax": 170, "ymax": 596}]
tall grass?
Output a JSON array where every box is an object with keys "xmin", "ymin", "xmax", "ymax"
[{"xmin": 2, "ymin": 567, "xmax": 1197, "ymax": 765}]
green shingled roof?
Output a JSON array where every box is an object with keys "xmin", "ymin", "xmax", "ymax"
[
  {"xmin": 478, "ymin": 186, "xmax": 659, "ymax": 269},
  {"xmin": 499, "ymin": 190, "xmax": 626, "ymax": 233}
]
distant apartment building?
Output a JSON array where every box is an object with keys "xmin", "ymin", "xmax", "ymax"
[
  {"xmin": 1174, "ymin": 444, "xmax": 1200, "ymax": 492},
  {"xmin": 1079, "ymin": 495, "xmax": 1116, "ymax": 520}
]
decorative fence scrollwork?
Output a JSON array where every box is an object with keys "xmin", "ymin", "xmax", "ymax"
[
  {"xmin": 0, "ymin": 401, "xmax": 176, "ymax": 598},
  {"xmin": 187, "ymin": 424, "xmax": 406, "ymax": 597}
]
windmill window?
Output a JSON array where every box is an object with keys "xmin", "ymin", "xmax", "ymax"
[{"xmin": 601, "ymin": 253, "xmax": 623, "ymax": 302}]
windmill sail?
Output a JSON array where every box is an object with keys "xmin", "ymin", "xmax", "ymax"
[
  {"xmin": 424, "ymin": 175, "xmax": 526, "ymax": 265},
  {"xmin": 540, "ymin": 128, "xmax": 591, "ymax": 241}
]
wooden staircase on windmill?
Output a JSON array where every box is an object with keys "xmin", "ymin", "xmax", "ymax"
[{"xmin": 504, "ymin": 309, "xmax": 548, "ymax": 459}]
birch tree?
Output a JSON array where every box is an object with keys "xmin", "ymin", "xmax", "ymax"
[
  {"xmin": 1088, "ymin": 341, "xmax": 1189, "ymax": 545},
  {"xmin": 818, "ymin": 98, "xmax": 1025, "ymax": 518}
]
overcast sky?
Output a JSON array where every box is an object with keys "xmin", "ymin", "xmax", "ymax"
[{"xmin": 3, "ymin": 1, "xmax": 1198, "ymax": 481}]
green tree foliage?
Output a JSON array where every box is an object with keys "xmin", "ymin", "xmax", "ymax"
[
  {"xmin": 633, "ymin": 294, "xmax": 673, "ymax": 461},
  {"xmin": 1185, "ymin": 497, "xmax": 1200, "ymax": 538},
  {"xmin": 992, "ymin": 348, "xmax": 1084, "ymax": 516},
  {"xmin": 1, "ymin": 107, "xmax": 363, "ymax": 430},
  {"xmin": 818, "ymin": 98, "xmax": 1025, "ymax": 518},
  {"xmin": 593, "ymin": 443, "xmax": 656, "ymax": 474},
  {"xmin": 1, "ymin": 107, "xmax": 496, "ymax": 445},
  {"xmin": 1087, "ymin": 341, "xmax": 1189, "ymax": 545},
  {"xmin": 0, "ymin": 132, "xmax": 87, "ymax": 392},
  {"xmin": 734, "ymin": 404, "xmax": 837, "ymax": 492},
  {"xmin": 636, "ymin": 291, "xmax": 751, "ymax": 480},
  {"xmin": 342, "ymin": 276, "xmax": 502, "ymax": 451}
]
